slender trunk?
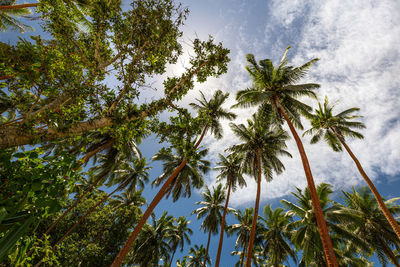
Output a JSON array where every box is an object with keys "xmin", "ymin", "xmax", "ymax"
[
  {"xmin": 203, "ymin": 229, "xmax": 212, "ymax": 267},
  {"xmin": 215, "ymin": 183, "xmax": 231, "ymax": 267},
  {"xmin": 337, "ymin": 135, "xmax": 400, "ymax": 241},
  {"xmin": 380, "ymin": 238, "xmax": 400, "ymax": 267},
  {"xmin": 240, "ymin": 246, "xmax": 246, "ymax": 267},
  {"xmin": 169, "ymin": 245, "xmax": 178, "ymax": 267},
  {"xmin": 111, "ymin": 125, "xmax": 207, "ymax": 267},
  {"xmin": 194, "ymin": 125, "xmax": 209, "ymax": 148},
  {"xmin": 27, "ymin": 141, "xmax": 112, "ymax": 257},
  {"xmin": 279, "ymin": 105, "xmax": 338, "ymax": 267},
  {"xmin": 245, "ymin": 150, "xmax": 262, "ymax": 267},
  {"xmin": 0, "ymin": 3, "xmax": 38, "ymax": 10},
  {"xmin": 110, "ymin": 159, "xmax": 188, "ymax": 267}
]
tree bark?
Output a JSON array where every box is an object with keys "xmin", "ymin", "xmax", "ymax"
[
  {"xmin": 215, "ymin": 183, "xmax": 231, "ymax": 267},
  {"xmin": 337, "ymin": 134, "xmax": 400, "ymax": 241},
  {"xmin": 203, "ymin": 229, "xmax": 212, "ymax": 267},
  {"xmin": 245, "ymin": 150, "xmax": 262, "ymax": 267},
  {"xmin": 279, "ymin": 105, "xmax": 338, "ymax": 267},
  {"xmin": 0, "ymin": 3, "xmax": 38, "ymax": 10},
  {"xmin": 0, "ymin": 61, "xmax": 210, "ymax": 149},
  {"xmin": 110, "ymin": 158, "xmax": 188, "ymax": 267}
]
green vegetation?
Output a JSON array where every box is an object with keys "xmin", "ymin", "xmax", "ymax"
[{"xmin": 1, "ymin": 1, "xmax": 400, "ymax": 267}]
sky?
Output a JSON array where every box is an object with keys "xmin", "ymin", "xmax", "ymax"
[{"xmin": 3, "ymin": 0, "xmax": 400, "ymax": 266}]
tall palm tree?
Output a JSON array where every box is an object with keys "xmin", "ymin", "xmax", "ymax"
[
  {"xmin": 214, "ymin": 153, "xmax": 246, "ymax": 267},
  {"xmin": 231, "ymin": 246, "xmax": 263, "ymax": 267},
  {"xmin": 229, "ymin": 111, "xmax": 291, "ymax": 267},
  {"xmin": 282, "ymin": 183, "xmax": 369, "ymax": 266},
  {"xmin": 303, "ymin": 96, "xmax": 400, "ymax": 241},
  {"xmin": 260, "ymin": 204, "xmax": 296, "ymax": 267},
  {"xmin": 337, "ymin": 187, "xmax": 400, "ymax": 266},
  {"xmin": 112, "ymin": 90, "xmax": 235, "ymax": 266},
  {"xmin": 233, "ymin": 47, "xmax": 338, "ymax": 266},
  {"xmin": 185, "ymin": 244, "xmax": 211, "ymax": 267},
  {"xmin": 192, "ymin": 184, "xmax": 228, "ymax": 267},
  {"xmin": 168, "ymin": 216, "xmax": 193, "ymax": 267},
  {"xmin": 0, "ymin": 0, "xmax": 33, "ymax": 33}
]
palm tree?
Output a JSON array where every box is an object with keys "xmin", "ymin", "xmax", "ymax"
[
  {"xmin": 233, "ymin": 46, "xmax": 338, "ymax": 266},
  {"xmin": 129, "ymin": 212, "xmax": 175, "ymax": 266},
  {"xmin": 192, "ymin": 184, "xmax": 228, "ymax": 267},
  {"xmin": 337, "ymin": 187, "xmax": 400, "ymax": 266},
  {"xmin": 303, "ymin": 96, "xmax": 400, "ymax": 241},
  {"xmin": 0, "ymin": 0, "xmax": 34, "ymax": 33},
  {"xmin": 282, "ymin": 183, "xmax": 369, "ymax": 266},
  {"xmin": 185, "ymin": 244, "xmax": 211, "ymax": 267},
  {"xmin": 228, "ymin": 208, "xmax": 263, "ymax": 267},
  {"xmin": 214, "ymin": 153, "xmax": 246, "ymax": 267},
  {"xmin": 152, "ymin": 147, "xmax": 210, "ymax": 202},
  {"xmin": 168, "ymin": 216, "xmax": 193, "ymax": 267},
  {"xmin": 260, "ymin": 204, "xmax": 296, "ymax": 267},
  {"xmin": 229, "ymin": 111, "xmax": 291, "ymax": 267},
  {"xmin": 112, "ymin": 90, "xmax": 235, "ymax": 266}
]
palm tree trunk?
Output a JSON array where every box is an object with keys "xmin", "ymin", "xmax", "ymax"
[
  {"xmin": 0, "ymin": 3, "xmax": 38, "ymax": 10},
  {"xmin": 337, "ymin": 135, "xmax": 400, "ymax": 241},
  {"xmin": 245, "ymin": 150, "xmax": 262, "ymax": 267},
  {"xmin": 240, "ymin": 246, "xmax": 246, "ymax": 267},
  {"xmin": 27, "ymin": 140, "xmax": 113, "ymax": 258},
  {"xmin": 111, "ymin": 158, "xmax": 188, "ymax": 267},
  {"xmin": 169, "ymin": 245, "xmax": 178, "ymax": 267},
  {"xmin": 203, "ymin": 230, "xmax": 212, "ymax": 267},
  {"xmin": 215, "ymin": 183, "xmax": 231, "ymax": 267},
  {"xmin": 111, "ymin": 125, "xmax": 207, "ymax": 267},
  {"xmin": 279, "ymin": 105, "xmax": 338, "ymax": 267}
]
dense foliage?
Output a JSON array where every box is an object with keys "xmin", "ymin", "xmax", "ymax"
[{"xmin": 1, "ymin": 1, "xmax": 400, "ymax": 267}]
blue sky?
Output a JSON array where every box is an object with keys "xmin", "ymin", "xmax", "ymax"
[{"xmin": 3, "ymin": 0, "xmax": 400, "ymax": 266}]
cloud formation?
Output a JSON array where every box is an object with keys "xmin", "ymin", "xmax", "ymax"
[{"xmin": 178, "ymin": 0, "xmax": 400, "ymax": 207}]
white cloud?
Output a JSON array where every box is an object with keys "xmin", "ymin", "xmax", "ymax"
[{"xmin": 182, "ymin": 0, "xmax": 400, "ymax": 207}]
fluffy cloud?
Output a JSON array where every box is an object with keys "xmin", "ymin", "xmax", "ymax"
[{"xmin": 177, "ymin": 0, "xmax": 400, "ymax": 207}]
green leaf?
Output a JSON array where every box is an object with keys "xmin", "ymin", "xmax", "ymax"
[{"xmin": 0, "ymin": 216, "xmax": 34, "ymax": 261}]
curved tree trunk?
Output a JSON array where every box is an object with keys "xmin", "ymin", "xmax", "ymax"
[
  {"xmin": 337, "ymin": 135, "xmax": 400, "ymax": 241},
  {"xmin": 0, "ymin": 3, "xmax": 38, "ymax": 10},
  {"xmin": 245, "ymin": 150, "xmax": 262, "ymax": 267},
  {"xmin": 111, "ymin": 125, "xmax": 207, "ymax": 267},
  {"xmin": 279, "ymin": 105, "xmax": 338, "ymax": 267},
  {"xmin": 110, "ymin": 158, "xmax": 188, "ymax": 267},
  {"xmin": 215, "ymin": 183, "xmax": 231, "ymax": 267},
  {"xmin": 203, "ymin": 230, "xmax": 212, "ymax": 267},
  {"xmin": 169, "ymin": 244, "xmax": 178, "ymax": 267}
]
